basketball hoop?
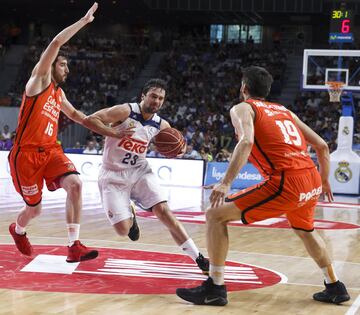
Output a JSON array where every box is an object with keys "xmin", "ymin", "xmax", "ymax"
[{"xmin": 326, "ymin": 81, "xmax": 344, "ymax": 103}]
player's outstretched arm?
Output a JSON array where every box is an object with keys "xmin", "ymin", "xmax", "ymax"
[
  {"xmin": 26, "ymin": 2, "xmax": 98, "ymax": 95},
  {"xmin": 83, "ymin": 104, "xmax": 133, "ymax": 138},
  {"xmin": 291, "ymin": 112, "xmax": 333, "ymax": 202},
  {"xmin": 61, "ymin": 90, "xmax": 86, "ymax": 124}
]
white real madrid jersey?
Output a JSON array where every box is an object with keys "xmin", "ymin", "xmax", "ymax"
[{"xmin": 102, "ymin": 103, "xmax": 162, "ymax": 170}]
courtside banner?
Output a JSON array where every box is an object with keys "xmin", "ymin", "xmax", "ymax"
[
  {"xmin": 0, "ymin": 151, "xmax": 10, "ymax": 178},
  {"xmin": 65, "ymin": 154, "xmax": 204, "ymax": 186},
  {"xmin": 0, "ymin": 152, "xmax": 204, "ymax": 186},
  {"xmin": 0, "ymin": 151, "xmax": 205, "ymax": 187},
  {"xmin": 205, "ymin": 162, "xmax": 263, "ymax": 189}
]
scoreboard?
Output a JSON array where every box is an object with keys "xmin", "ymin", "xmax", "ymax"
[{"xmin": 329, "ymin": 9, "xmax": 354, "ymax": 43}]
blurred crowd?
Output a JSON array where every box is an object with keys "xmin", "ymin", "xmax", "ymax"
[
  {"xmin": 7, "ymin": 34, "xmax": 150, "ymax": 112},
  {"xmin": 1, "ymin": 32, "xmax": 359, "ymax": 160}
]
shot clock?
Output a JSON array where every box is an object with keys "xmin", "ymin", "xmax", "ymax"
[{"xmin": 329, "ymin": 9, "xmax": 354, "ymax": 43}]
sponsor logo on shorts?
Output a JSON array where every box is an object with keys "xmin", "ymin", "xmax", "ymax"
[
  {"xmin": 299, "ymin": 186, "xmax": 322, "ymax": 202},
  {"xmin": 0, "ymin": 245, "xmax": 285, "ymax": 294},
  {"xmin": 21, "ymin": 184, "xmax": 39, "ymax": 196},
  {"xmin": 108, "ymin": 210, "xmax": 113, "ymax": 218},
  {"xmin": 335, "ymin": 161, "xmax": 352, "ymax": 183},
  {"xmin": 67, "ymin": 163, "xmax": 76, "ymax": 171}
]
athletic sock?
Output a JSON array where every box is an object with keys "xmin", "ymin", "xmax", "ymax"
[
  {"xmin": 15, "ymin": 221, "xmax": 26, "ymax": 235},
  {"xmin": 321, "ymin": 264, "xmax": 338, "ymax": 284},
  {"xmin": 180, "ymin": 238, "xmax": 200, "ymax": 261},
  {"xmin": 67, "ymin": 224, "xmax": 80, "ymax": 246},
  {"xmin": 210, "ymin": 264, "xmax": 225, "ymax": 285}
]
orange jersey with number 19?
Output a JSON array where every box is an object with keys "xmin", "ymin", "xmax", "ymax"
[
  {"xmin": 245, "ymin": 98, "xmax": 315, "ymax": 176},
  {"xmin": 14, "ymin": 82, "xmax": 62, "ymax": 146}
]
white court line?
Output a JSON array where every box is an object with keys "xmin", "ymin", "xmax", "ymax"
[{"xmin": 346, "ymin": 294, "xmax": 360, "ymax": 315}]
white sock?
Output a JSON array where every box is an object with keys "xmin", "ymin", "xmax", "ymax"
[
  {"xmin": 321, "ymin": 264, "xmax": 338, "ymax": 284},
  {"xmin": 180, "ymin": 238, "xmax": 200, "ymax": 261},
  {"xmin": 210, "ymin": 264, "xmax": 225, "ymax": 285},
  {"xmin": 15, "ymin": 221, "xmax": 26, "ymax": 235},
  {"xmin": 67, "ymin": 224, "xmax": 80, "ymax": 246}
]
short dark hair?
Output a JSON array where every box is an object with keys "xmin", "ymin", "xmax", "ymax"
[
  {"xmin": 52, "ymin": 48, "xmax": 69, "ymax": 67},
  {"xmin": 242, "ymin": 66, "xmax": 273, "ymax": 98},
  {"xmin": 142, "ymin": 78, "xmax": 167, "ymax": 95}
]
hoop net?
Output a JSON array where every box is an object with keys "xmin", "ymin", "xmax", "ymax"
[{"xmin": 326, "ymin": 81, "xmax": 344, "ymax": 102}]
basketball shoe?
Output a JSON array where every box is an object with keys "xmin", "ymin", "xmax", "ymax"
[
  {"xmin": 176, "ymin": 277, "xmax": 228, "ymax": 306},
  {"xmin": 313, "ymin": 281, "xmax": 350, "ymax": 304},
  {"xmin": 66, "ymin": 240, "xmax": 99, "ymax": 263},
  {"xmin": 9, "ymin": 223, "xmax": 33, "ymax": 256},
  {"xmin": 196, "ymin": 253, "xmax": 209, "ymax": 275},
  {"xmin": 128, "ymin": 202, "xmax": 140, "ymax": 241}
]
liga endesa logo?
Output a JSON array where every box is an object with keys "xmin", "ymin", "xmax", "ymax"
[
  {"xmin": 0, "ymin": 245, "xmax": 285, "ymax": 294},
  {"xmin": 137, "ymin": 211, "xmax": 360, "ymax": 230}
]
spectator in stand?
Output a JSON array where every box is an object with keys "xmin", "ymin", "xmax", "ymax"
[
  {"xmin": 1, "ymin": 125, "xmax": 11, "ymax": 140},
  {"xmin": 200, "ymin": 146, "xmax": 213, "ymax": 161},
  {"xmin": 183, "ymin": 143, "xmax": 202, "ymax": 159},
  {"xmin": 215, "ymin": 149, "xmax": 231, "ymax": 162},
  {"xmin": 73, "ymin": 141, "xmax": 82, "ymax": 149},
  {"xmin": 83, "ymin": 140, "xmax": 98, "ymax": 154}
]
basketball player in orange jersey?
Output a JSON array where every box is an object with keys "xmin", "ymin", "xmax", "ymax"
[
  {"xmin": 82, "ymin": 78, "xmax": 209, "ymax": 273},
  {"xmin": 176, "ymin": 66, "xmax": 350, "ymax": 306},
  {"xmin": 8, "ymin": 3, "xmax": 99, "ymax": 263}
]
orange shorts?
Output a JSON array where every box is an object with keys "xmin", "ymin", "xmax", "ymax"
[
  {"xmin": 225, "ymin": 167, "xmax": 322, "ymax": 231},
  {"xmin": 8, "ymin": 144, "xmax": 79, "ymax": 206}
]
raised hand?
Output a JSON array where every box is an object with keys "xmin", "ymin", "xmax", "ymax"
[{"xmin": 82, "ymin": 2, "xmax": 98, "ymax": 24}]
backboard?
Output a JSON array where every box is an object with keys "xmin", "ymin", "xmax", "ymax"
[{"xmin": 302, "ymin": 49, "xmax": 360, "ymax": 91}]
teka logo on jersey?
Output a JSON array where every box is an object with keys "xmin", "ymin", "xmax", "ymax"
[
  {"xmin": 137, "ymin": 211, "xmax": 360, "ymax": 230},
  {"xmin": 0, "ymin": 245, "xmax": 285, "ymax": 294},
  {"xmin": 118, "ymin": 136, "xmax": 147, "ymax": 154}
]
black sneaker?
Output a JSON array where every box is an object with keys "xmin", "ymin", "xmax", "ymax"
[
  {"xmin": 176, "ymin": 277, "xmax": 227, "ymax": 306},
  {"xmin": 313, "ymin": 281, "xmax": 350, "ymax": 304},
  {"xmin": 128, "ymin": 203, "xmax": 140, "ymax": 241},
  {"xmin": 196, "ymin": 253, "xmax": 209, "ymax": 275}
]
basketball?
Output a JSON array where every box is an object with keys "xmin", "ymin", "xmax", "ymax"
[{"xmin": 154, "ymin": 128, "xmax": 185, "ymax": 158}]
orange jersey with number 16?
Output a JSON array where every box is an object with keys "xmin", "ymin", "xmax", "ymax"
[
  {"xmin": 14, "ymin": 82, "xmax": 62, "ymax": 146},
  {"xmin": 245, "ymin": 98, "xmax": 315, "ymax": 177}
]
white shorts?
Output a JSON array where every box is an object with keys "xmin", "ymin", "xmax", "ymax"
[{"xmin": 98, "ymin": 164, "xmax": 167, "ymax": 225}]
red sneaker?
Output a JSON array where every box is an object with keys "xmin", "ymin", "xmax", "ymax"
[
  {"xmin": 66, "ymin": 240, "xmax": 98, "ymax": 263},
  {"xmin": 9, "ymin": 223, "xmax": 33, "ymax": 256}
]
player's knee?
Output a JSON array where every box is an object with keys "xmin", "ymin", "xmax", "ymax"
[
  {"xmin": 66, "ymin": 178, "xmax": 82, "ymax": 198},
  {"xmin": 152, "ymin": 203, "xmax": 168, "ymax": 218},
  {"xmin": 206, "ymin": 208, "xmax": 223, "ymax": 224},
  {"xmin": 113, "ymin": 221, "xmax": 130, "ymax": 236},
  {"xmin": 293, "ymin": 229, "xmax": 312, "ymax": 240}
]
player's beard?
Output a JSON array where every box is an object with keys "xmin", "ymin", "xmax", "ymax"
[
  {"xmin": 143, "ymin": 103, "xmax": 158, "ymax": 114},
  {"xmin": 53, "ymin": 71, "xmax": 67, "ymax": 85}
]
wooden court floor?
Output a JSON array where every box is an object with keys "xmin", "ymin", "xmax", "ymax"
[{"xmin": 0, "ymin": 179, "xmax": 359, "ymax": 315}]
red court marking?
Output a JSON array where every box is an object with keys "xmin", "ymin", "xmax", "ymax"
[
  {"xmin": 137, "ymin": 211, "xmax": 360, "ymax": 230},
  {"xmin": 0, "ymin": 245, "xmax": 283, "ymax": 294}
]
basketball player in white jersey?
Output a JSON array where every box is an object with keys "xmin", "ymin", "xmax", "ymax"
[{"xmin": 83, "ymin": 79, "xmax": 209, "ymax": 273}]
